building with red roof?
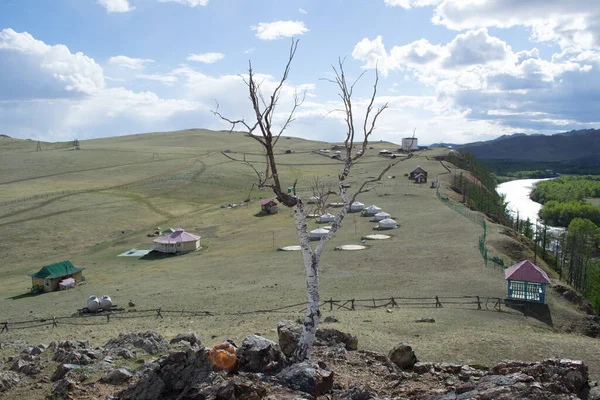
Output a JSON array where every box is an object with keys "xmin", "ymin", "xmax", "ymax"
[
  {"xmin": 153, "ymin": 228, "xmax": 201, "ymax": 253},
  {"xmin": 504, "ymin": 260, "xmax": 551, "ymax": 303}
]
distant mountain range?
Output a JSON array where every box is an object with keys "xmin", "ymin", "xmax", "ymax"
[{"xmin": 457, "ymin": 129, "xmax": 600, "ymax": 174}]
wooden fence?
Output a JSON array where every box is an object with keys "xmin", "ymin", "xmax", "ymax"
[{"xmin": 0, "ymin": 295, "xmax": 507, "ymax": 333}]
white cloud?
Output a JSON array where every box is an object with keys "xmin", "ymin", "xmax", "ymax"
[
  {"xmin": 0, "ymin": 28, "xmax": 105, "ymax": 98},
  {"xmin": 443, "ymin": 28, "xmax": 510, "ymax": 67},
  {"xmin": 244, "ymin": 48, "xmax": 255, "ymax": 54},
  {"xmin": 187, "ymin": 52, "xmax": 225, "ymax": 63},
  {"xmin": 298, "ymin": 8, "xmax": 308, "ymax": 14},
  {"xmin": 157, "ymin": 0, "xmax": 209, "ymax": 7},
  {"xmin": 136, "ymin": 74, "xmax": 178, "ymax": 84},
  {"xmin": 252, "ymin": 21, "xmax": 309, "ymax": 41},
  {"xmin": 384, "ymin": 0, "xmax": 441, "ymax": 8},
  {"xmin": 97, "ymin": 0, "xmax": 135, "ymax": 13},
  {"xmin": 108, "ymin": 55, "xmax": 154, "ymax": 70},
  {"xmin": 431, "ymin": 0, "xmax": 600, "ymax": 49}
]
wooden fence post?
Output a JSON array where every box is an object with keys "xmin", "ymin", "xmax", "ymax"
[
  {"xmin": 156, "ymin": 308, "xmax": 163, "ymax": 319},
  {"xmin": 476, "ymin": 296, "xmax": 482, "ymax": 310},
  {"xmin": 435, "ymin": 296, "xmax": 443, "ymax": 308},
  {"xmin": 391, "ymin": 297, "xmax": 398, "ymax": 307},
  {"xmin": 106, "ymin": 314, "xmax": 110, "ymax": 323},
  {"xmin": 329, "ymin": 297, "xmax": 333, "ymax": 312},
  {"xmin": 1, "ymin": 322, "xmax": 8, "ymax": 333},
  {"xmin": 351, "ymin": 299, "xmax": 355, "ymax": 311},
  {"xmin": 52, "ymin": 317, "xmax": 57, "ymax": 328}
]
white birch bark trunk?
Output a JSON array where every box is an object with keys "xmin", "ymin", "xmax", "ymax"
[{"xmin": 292, "ymin": 199, "xmax": 321, "ymax": 361}]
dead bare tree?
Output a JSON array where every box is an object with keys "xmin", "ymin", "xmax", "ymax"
[
  {"xmin": 308, "ymin": 176, "xmax": 335, "ymax": 216},
  {"xmin": 213, "ymin": 39, "xmax": 408, "ymax": 361}
]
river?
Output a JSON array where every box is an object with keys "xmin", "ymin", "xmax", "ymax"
[{"xmin": 496, "ymin": 178, "xmax": 553, "ymax": 224}]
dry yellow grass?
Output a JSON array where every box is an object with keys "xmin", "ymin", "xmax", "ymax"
[{"xmin": 1, "ymin": 129, "xmax": 598, "ymax": 394}]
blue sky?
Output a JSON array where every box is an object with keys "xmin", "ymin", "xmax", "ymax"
[{"xmin": 1, "ymin": 0, "xmax": 599, "ymax": 145}]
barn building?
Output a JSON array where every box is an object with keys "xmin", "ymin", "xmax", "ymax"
[
  {"xmin": 504, "ymin": 260, "xmax": 551, "ymax": 304},
  {"xmin": 29, "ymin": 260, "xmax": 85, "ymax": 293},
  {"xmin": 260, "ymin": 199, "xmax": 279, "ymax": 214},
  {"xmin": 153, "ymin": 228, "xmax": 201, "ymax": 253}
]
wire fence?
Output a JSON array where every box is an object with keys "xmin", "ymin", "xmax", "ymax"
[
  {"xmin": 0, "ymin": 294, "xmax": 508, "ymax": 333},
  {"xmin": 436, "ymin": 184, "xmax": 509, "ymax": 270}
]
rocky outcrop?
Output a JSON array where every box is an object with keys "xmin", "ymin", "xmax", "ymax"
[
  {"xmin": 119, "ymin": 348, "xmax": 218, "ymax": 400},
  {"xmin": 50, "ymin": 340, "xmax": 98, "ymax": 365},
  {"xmin": 277, "ymin": 361, "xmax": 334, "ymax": 396},
  {"xmin": 277, "ymin": 320, "xmax": 303, "ymax": 358},
  {"xmin": 0, "ymin": 371, "xmax": 19, "ymax": 392},
  {"xmin": 104, "ymin": 331, "xmax": 168, "ymax": 355},
  {"xmin": 569, "ymin": 315, "xmax": 600, "ymax": 338},
  {"xmin": 170, "ymin": 332, "xmax": 202, "ymax": 348},
  {"xmin": 554, "ymin": 284, "xmax": 596, "ymax": 315},
  {"xmin": 388, "ymin": 342, "xmax": 418, "ymax": 368},
  {"xmin": 316, "ymin": 328, "xmax": 358, "ymax": 351},
  {"xmin": 100, "ymin": 368, "xmax": 134, "ymax": 385},
  {"xmin": 237, "ymin": 335, "xmax": 286, "ymax": 374}
]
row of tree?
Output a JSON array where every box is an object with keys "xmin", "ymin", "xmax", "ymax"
[
  {"xmin": 531, "ymin": 175, "xmax": 600, "ymax": 204},
  {"xmin": 539, "ymin": 200, "xmax": 600, "ymax": 227},
  {"xmin": 447, "ymin": 151, "xmax": 510, "ymax": 225}
]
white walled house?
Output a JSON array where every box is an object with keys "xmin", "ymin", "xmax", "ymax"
[{"xmin": 153, "ymin": 228, "xmax": 201, "ymax": 253}]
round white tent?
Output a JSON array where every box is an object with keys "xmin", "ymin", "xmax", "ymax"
[
  {"xmin": 319, "ymin": 213, "xmax": 335, "ymax": 223},
  {"xmin": 308, "ymin": 196, "xmax": 320, "ymax": 204},
  {"xmin": 310, "ymin": 228, "xmax": 330, "ymax": 240},
  {"xmin": 350, "ymin": 201, "xmax": 365, "ymax": 212},
  {"xmin": 364, "ymin": 204, "xmax": 382, "ymax": 216},
  {"xmin": 378, "ymin": 218, "xmax": 397, "ymax": 229},
  {"xmin": 374, "ymin": 211, "xmax": 390, "ymax": 221}
]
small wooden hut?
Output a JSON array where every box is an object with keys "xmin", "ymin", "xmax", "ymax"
[
  {"xmin": 260, "ymin": 200, "xmax": 279, "ymax": 214},
  {"xmin": 504, "ymin": 260, "xmax": 551, "ymax": 304},
  {"xmin": 409, "ymin": 166, "xmax": 427, "ymax": 180},
  {"xmin": 29, "ymin": 260, "xmax": 85, "ymax": 293}
]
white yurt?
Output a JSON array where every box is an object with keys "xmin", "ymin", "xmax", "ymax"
[
  {"xmin": 374, "ymin": 211, "xmax": 391, "ymax": 221},
  {"xmin": 309, "ymin": 195, "xmax": 320, "ymax": 204},
  {"xmin": 319, "ymin": 213, "xmax": 335, "ymax": 223},
  {"xmin": 379, "ymin": 218, "xmax": 397, "ymax": 229},
  {"xmin": 350, "ymin": 201, "xmax": 365, "ymax": 212},
  {"xmin": 310, "ymin": 228, "xmax": 330, "ymax": 240},
  {"xmin": 364, "ymin": 204, "xmax": 382, "ymax": 216}
]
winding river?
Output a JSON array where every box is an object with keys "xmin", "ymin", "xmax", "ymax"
[{"xmin": 496, "ymin": 178, "xmax": 552, "ymax": 224}]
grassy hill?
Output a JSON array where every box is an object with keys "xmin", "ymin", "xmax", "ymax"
[
  {"xmin": 459, "ymin": 129, "xmax": 600, "ymax": 174},
  {"xmin": 1, "ymin": 128, "xmax": 599, "ymax": 387}
]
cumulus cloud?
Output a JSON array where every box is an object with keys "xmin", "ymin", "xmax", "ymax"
[
  {"xmin": 157, "ymin": 0, "xmax": 209, "ymax": 7},
  {"xmin": 443, "ymin": 28, "xmax": 510, "ymax": 67},
  {"xmin": 136, "ymin": 74, "xmax": 178, "ymax": 84},
  {"xmin": 187, "ymin": 52, "xmax": 225, "ymax": 63},
  {"xmin": 0, "ymin": 28, "xmax": 105, "ymax": 98},
  {"xmin": 108, "ymin": 55, "xmax": 154, "ymax": 70},
  {"xmin": 252, "ymin": 21, "xmax": 309, "ymax": 40},
  {"xmin": 431, "ymin": 0, "xmax": 600, "ymax": 49},
  {"xmin": 97, "ymin": 0, "xmax": 135, "ymax": 13}
]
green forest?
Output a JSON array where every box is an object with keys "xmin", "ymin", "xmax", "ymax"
[{"xmin": 531, "ymin": 176, "xmax": 600, "ymax": 228}]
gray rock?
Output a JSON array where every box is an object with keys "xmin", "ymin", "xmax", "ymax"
[
  {"xmin": 324, "ymin": 316, "xmax": 339, "ymax": 323},
  {"xmin": 277, "ymin": 361, "xmax": 334, "ymax": 396},
  {"xmin": 388, "ymin": 342, "xmax": 417, "ymax": 369},
  {"xmin": 10, "ymin": 359, "xmax": 41, "ymax": 376},
  {"xmin": 101, "ymin": 368, "xmax": 134, "ymax": 385},
  {"xmin": 107, "ymin": 347, "xmax": 136, "ymax": 360},
  {"xmin": 51, "ymin": 340, "xmax": 97, "ymax": 366},
  {"xmin": 30, "ymin": 344, "xmax": 46, "ymax": 356},
  {"xmin": 105, "ymin": 331, "xmax": 168, "ymax": 355},
  {"xmin": 237, "ymin": 335, "xmax": 286, "ymax": 374},
  {"xmin": 316, "ymin": 328, "xmax": 358, "ymax": 351},
  {"xmin": 52, "ymin": 378, "xmax": 76, "ymax": 399},
  {"xmin": 118, "ymin": 348, "xmax": 218, "ymax": 400},
  {"xmin": 0, "ymin": 371, "xmax": 20, "ymax": 392},
  {"xmin": 51, "ymin": 364, "xmax": 80, "ymax": 382},
  {"xmin": 414, "ymin": 318, "xmax": 436, "ymax": 323},
  {"xmin": 413, "ymin": 361, "xmax": 433, "ymax": 374},
  {"xmin": 334, "ymin": 385, "xmax": 377, "ymax": 399},
  {"xmin": 589, "ymin": 385, "xmax": 600, "ymax": 400},
  {"xmin": 170, "ymin": 332, "xmax": 202, "ymax": 348},
  {"xmin": 277, "ymin": 320, "xmax": 302, "ymax": 358}
]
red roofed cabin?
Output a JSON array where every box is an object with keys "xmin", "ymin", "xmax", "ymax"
[
  {"xmin": 409, "ymin": 166, "xmax": 427, "ymax": 183},
  {"xmin": 260, "ymin": 199, "xmax": 279, "ymax": 214},
  {"xmin": 153, "ymin": 228, "xmax": 201, "ymax": 253},
  {"xmin": 504, "ymin": 260, "xmax": 551, "ymax": 304}
]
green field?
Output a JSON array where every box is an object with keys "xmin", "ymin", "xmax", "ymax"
[{"xmin": 1, "ymin": 130, "xmax": 598, "ymax": 385}]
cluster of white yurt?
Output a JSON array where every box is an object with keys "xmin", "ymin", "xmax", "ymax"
[
  {"xmin": 349, "ymin": 201, "xmax": 365, "ymax": 212},
  {"xmin": 363, "ymin": 204, "xmax": 382, "ymax": 216},
  {"xmin": 378, "ymin": 218, "xmax": 397, "ymax": 229},
  {"xmin": 374, "ymin": 211, "xmax": 391, "ymax": 221},
  {"xmin": 319, "ymin": 213, "xmax": 335, "ymax": 223},
  {"xmin": 87, "ymin": 295, "xmax": 112, "ymax": 312},
  {"xmin": 310, "ymin": 228, "xmax": 330, "ymax": 240}
]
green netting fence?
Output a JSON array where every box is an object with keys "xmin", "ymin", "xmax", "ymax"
[{"xmin": 437, "ymin": 185, "xmax": 508, "ymax": 269}]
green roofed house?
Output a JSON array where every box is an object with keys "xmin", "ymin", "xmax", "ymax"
[{"xmin": 28, "ymin": 260, "xmax": 85, "ymax": 293}]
